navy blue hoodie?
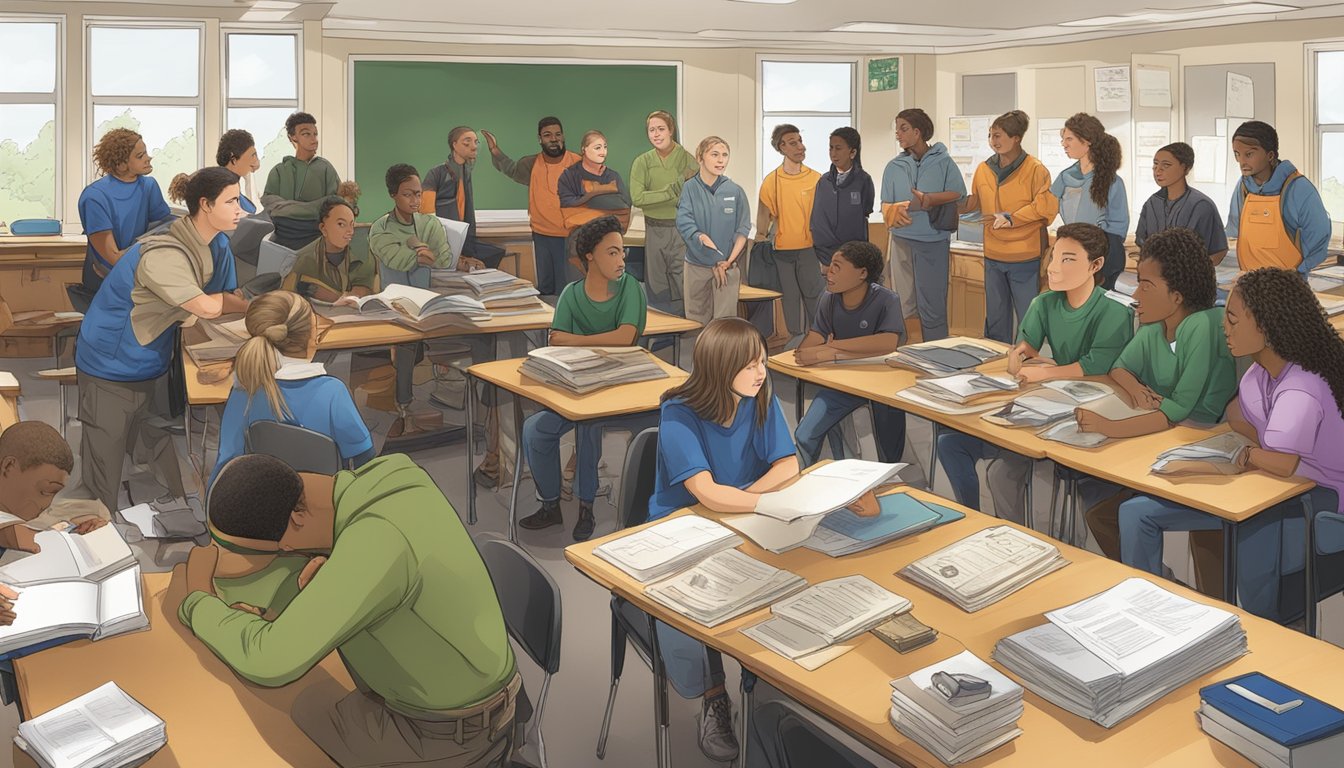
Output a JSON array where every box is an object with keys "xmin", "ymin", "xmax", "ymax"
[{"xmin": 810, "ymin": 163, "xmax": 875, "ymax": 264}]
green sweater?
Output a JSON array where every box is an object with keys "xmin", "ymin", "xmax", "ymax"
[
  {"xmin": 1018, "ymin": 286, "xmax": 1134, "ymax": 375},
  {"xmin": 261, "ymin": 155, "xmax": 341, "ymax": 221},
  {"xmin": 180, "ymin": 455, "xmax": 516, "ymax": 712},
  {"xmin": 368, "ymin": 211, "xmax": 456, "ymax": 273},
  {"xmin": 554, "ymin": 272, "xmax": 648, "ymax": 336},
  {"xmin": 1112, "ymin": 307, "xmax": 1237, "ymax": 425},
  {"xmin": 630, "ymin": 145, "xmax": 697, "ymax": 220}
]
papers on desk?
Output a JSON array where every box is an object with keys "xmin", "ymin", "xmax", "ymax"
[
  {"xmin": 1151, "ymin": 432, "xmax": 1254, "ymax": 476},
  {"xmin": 592, "ymin": 516, "xmax": 741, "ymax": 583},
  {"xmin": 519, "ymin": 346, "xmax": 669, "ymax": 395},
  {"xmin": 0, "ymin": 524, "xmax": 135, "ymax": 586},
  {"xmin": 908, "ymin": 373, "xmax": 1018, "ymax": 405},
  {"xmin": 801, "ymin": 492, "xmax": 964, "ymax": 557},
  {"xmin": 993, "ymin": 578, "xmax": 1248, "ymax": 728},
  {"xmin": 643, "ymin": 548, "xmax": 805, "ymax": 627},
  {"xmin": 888, "ymin": 650, "xmax": 1024, "ymax": 764},
  {"xmin": 320, "ymin": 284, "xmax": 491, "ymax": 331},
  {"xmin": 900, "ymin": 526, "xmax": 1068, "ymax": 612},
  {"xmin": 15, "ymin": 681, "xmax": 166, "ymax": 768},
  {"xmin": 743, "ymin": 576, "xmax": 910, "ymax": 662},
  {"xmin": 892, "ymin": 388, "xmax": 1009, "ymax": 416},
  {"xmin": 887, "ymin": 339, "xmax": 1005, "ymax": 376},
  {"xmin": 430, "ymin": 268, "xmax": 546, "ymax": 316},
  {"xmin": 754, "ymin": 460, "xmax": 906, "ymax": 522},
  {"xmin": 981, "ymin": 391, "xmax": 1079, "ymax": 428}
]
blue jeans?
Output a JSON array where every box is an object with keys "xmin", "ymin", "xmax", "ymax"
[
  {"xmin": 983, "ymin": 258, "xmax": 1039, "ymax": 343},
  {"xmin": 522, "ymin": 411, "xmax": 656, "ymax": 503},
  {"xmin": 903, "ymin": 236, "xmax": 952, "ymax": 342},
  {"xmin": 656, "ymin": 622, "xmax": 727, "ymax": 699},
  {"xmin": 936, "ymin": 432, "xmax": 1000, "ymax": 510},
  {"xmin": 533, "ymin": 234, "xmax": 571, "ymax": 297},
  {"xmin": 1102, "ymin": 232, "xmax": 1126, "ymax": 290},
  {"xmin": 795, "ymin": 388, "xmax": 905, "ymax": 466}
]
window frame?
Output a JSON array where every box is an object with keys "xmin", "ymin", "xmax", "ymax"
[
  {"xmin": 756, "ymin": 55, "xmax": 861, "ymax": 196},
  {"xmin": 221, "ymin": 25, "xmax": 303, "ymax": 199},
  {"xmin": 0, "ymin": 14, "xmax": 63, "ymax": 222},
  {"xmin": 1308, "ymin": 42, "xmax": 1344, "ymax": 233}
]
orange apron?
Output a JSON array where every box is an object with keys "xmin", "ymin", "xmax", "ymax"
[{"xmin": 1237, "ymin": 170, "xmax": 1303, "ymax": 270}]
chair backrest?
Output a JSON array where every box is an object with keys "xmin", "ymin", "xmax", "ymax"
[
  {"xmin": 66, "ymin": 283, "xmax": 94, "ymax": 314},
  {"xmin": 758, "ymin": 699, "xmax": 876, "ymax": 768},
  {"xmin": 244, "ymin": 421, "xmax": 343, "ymax": 475},
  {"xmin": 257, "ymin": 234, "xmax": 298, "ymax": 278},
  {"xmin": 477, "ymin": 536, "xmax": 562, "ymax": 675},
  {"xmin": 617, "ymin": 427, "xmax": 659, "ymax": 531}
]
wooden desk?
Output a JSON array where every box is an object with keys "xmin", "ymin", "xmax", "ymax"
[
  {"xmin": 13, "ymin": 572, "xmax": 352, "ymax": 767},
  {"xmin": 738, "ymin": 285, "xmax": 782, "ymax": 303},
  {"xmin": 643, "ymin": 309, "xmax": 700, "ymax": 367},
  {"xmin": 0, "ymin": 235, "xmax": 85, "ymax": 317},
  {"xmin": 466, "ymin": 355, "xmax": 687, "ymax": 539},
  {"xmin": 565, "ymin": 487, "xmax": 1344, "ymax": 768},
  {"xmin": 475, "ymin": 222, "xmax": 647, "ymax": 286},
  {"xmin": 0, "ymin": 380, "xmax": 20, "ymax": 431}
]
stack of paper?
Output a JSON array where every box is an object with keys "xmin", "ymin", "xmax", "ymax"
[
  {"xmin": 981, "ymin": 391, "xmax": 1080, "ymax": 428},
  {"xmin": 994, "ymin": 578, "xmax": 1248, "ymax": 728},
  {"xmin": 909, "ymin": 373, "xmax": 1018, "ymax": 405},
  {"xmin": 888, "ymin": 650, "xmax": 1024, "ymax": 764},
  {"xmin": 316, "ymin": 284, "xmax": 491, "ymax": 330},
  {"xmin": 743, "ymin": 576, "xmax": 911, "ymax": 660},
  {"xmin": 592, "ymin": 516, "xmax": 741, "ymax": 583},
  {"xmin": 519, "ymin": 346, "xmax": 669, "ymax": 394},
  {"xmin": 15, "ymin": 681, "xmax": 166, "ymax": 768},
  {"xmin": 431, "ymin": 268, "xmax": 546, "ymax": 315},
  {"xmin": 801, "ymin": 492, "xmax": 963, "ymax": 557},
  {"xmin": 873, "ymin": 613, "xmax": 938, "ymax": 653},
  {"xmin": 901, "ymin": 526, "xmax": 1068, "ymax": 612},
  {"xmin": 887, "ymin": 340, "xmax": 1003, "ymax": 376},
  {"xmin": 1151, "ymin": 432, "xmax": 1254, "ymax": 476},
  {"xmin": 644, "ymin": 549, "xmax": 805, "ymax": 627},
  {"xmin": 1199, "ymin": 672, "xmax": 1344, "ymax": 768}
]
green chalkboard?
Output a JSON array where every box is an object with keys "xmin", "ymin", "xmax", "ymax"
[{"xmin": 351, "ymin": 59, "xmax": 679, "ymax": 222}]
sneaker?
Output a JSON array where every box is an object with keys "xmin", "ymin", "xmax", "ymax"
[
  {"xmin": 572, "ymin": 503, "xmax": 596, "ymax": 542},
  {"xmin": 698, "ymin": 693, "xmax": 739, "ymax": 762},
  {"xmin": 473, "ymin": 465, "xmax": 499, "ymax": 490},
  {"xmin": 518, "ymin": 501, "xmax": 563, "ymax": 530}
]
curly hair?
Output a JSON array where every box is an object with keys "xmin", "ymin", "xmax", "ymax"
[
  {"xmin": 285, "ymin": 111, "xmax": 316, "ymax": 136},
  {"xmin": 834, "ymin": 240, "xmax": 883, "ymax": 284},
  {"xmin": 1139, "ymin": 227, "xmax": 1217, "ymax": 311},
  {"xmin": 92, "ymin": 128, "xmax": 143, "ymax": 177},
  {"xmin": 573, "ymin": 215, "xmax": 623, "ymax": 267},
  {"xmin": 1236, "ymin": 268, "xmax": 1344, "ymax": 414},
  {"xmin": 216, "ymin": 128, "xmax": 255, "ymax": 167},
  {"xmin": 1065, "ymin": 113, "xmax": 1122, "ymax": 209}
]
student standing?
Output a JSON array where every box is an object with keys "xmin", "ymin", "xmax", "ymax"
[
  {"xmin": 964, "ymin": 110, "xmax": 1059, "ymax": 343},
  {"xmin": 758, "ymin": 125, "xmax": 823, "ymax": 343},
  {"xmin": 217, "ymin": 129, "xmax": 261, "ymax": 214},
  {"xmin": 210, "ymin": 291, "xmax": 374, "ymax": 488},
  {"xmin": 1052, "ymin": 113, "xmax": 1129, "ymax": 289},
  {"xmin": 558, "ymin": 130, "xmax": 632, "ymax": 253},
  {"xmin": 937, "ymin": 223, "xmax": 1133, "ymax": 523},
  {"xmin": 631, "ymin": 110, "xmax": 697, "ymax": 314},
  {"xmin": 811, "ymin": 128, "xmax": 874, "ymax": 264},
  {"xmin": 1226, "ymin": 120, "xmax": 1332, "ymax": 273},
  {"xmin": 1116, "ymin": 268, "xmax": 1344, "ymax": 619},
  {"xmin": 77, "ymin": 128, "xmax": 172, "ymax": 297},
  {"xmin": 676, "ymin": 136, "xmax": 751, "ymax": 327},
  {"xmin": 484, "ymin": 117, "xmax": 582, "ymax": 298},
  {"xmin": 518, "ymin": 216, "xmax": 648, "ymax": 542},
  {"xmin": 421, "ymin": 126, "xmax": 505, "ymax": 269},
  {"xmin": 1136, "ymin": 142, "xmax": 1228, "ymax": 263},
  {"xmin": 793, "ymin": 241, "xmax": 906, "ymax": 465},
  {"xmin": 71, "ymin": 167, "xmax": 250, "ymax": 516},
  {"xmin": 880, "ymin": 110, "xmax": 966, "ymax": 341},
  {"xmin": 283, "ymin": 198, "xmax": 374, "ymax": 302},
  {"xmin": 262, "ymin": 112, "xmax": 345, "ymax": 250}
]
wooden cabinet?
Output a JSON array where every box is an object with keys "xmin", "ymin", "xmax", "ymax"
[{"xmin": 949, "ymin": 248, "xmax": 986, "ymax": 338}]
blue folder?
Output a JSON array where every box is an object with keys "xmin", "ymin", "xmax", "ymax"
[{"xmin": 1201, "ymin": 672, "xmax": 1344, "ymax": 747}]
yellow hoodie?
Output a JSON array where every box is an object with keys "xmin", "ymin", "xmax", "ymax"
[{"xmin": 969, "ymin": 154, "xmax": 1058, "ymax": 263}]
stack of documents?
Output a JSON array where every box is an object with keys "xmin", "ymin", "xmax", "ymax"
[
  {"xmin": 644, "ymin": 549, "xmax": 805, "ymax": 627},
  {"xmin": 431, "ymin": 268, "xmax": 545, "ymax": 315},
  {"xmin": 1199, "ymin": 672, "xmax": 1344, "ymax": 768},
  {"xmin": 908, "ymin": 373, "xmax": 1018, "ymax": 405},
  {"xmin": 889, "ymin": 650, "xmax": 1024, "ymax": 764},
  {"xmin": 592, "ymin": 516, "xmax": 742, "ymax": 583},
  {"xmin": 993, "ymin": 578, "xmax": 1247, "ymax": 727},
  {"xmin": 743, "ymin": 576, "xmax": 911, "ymax": 660},
  {"xmin": 315, "ymin": 284, "xmax": 491, "ymax": 330},
  {"xmin": 519, "ymin": 346, "xmax": 668, "ymax": 395},
  {"xmin": 801, "ymin": 492, "xmax": 963, "ymax": 557},
  {"xmin": 887, "ymin": 340, "xmax": 1004, "ymax": 376},
  {"xmin": 873, "ymin": 613, "xmax": 938, "ymax": 653},
  {"xmin": 15, "ymin": 681, "xmax": 166, "ymax": 768},
  {"xmin": 901, "ymin": 526, "xmax": 1068, "ymax": 612},
  {"xmin": 981, "ymin": 391, "xmax": 1081, "ymax": 428},
  {"xmin": 1151, "ymin": 432, "xmax": 1254, "ymax": 476}
]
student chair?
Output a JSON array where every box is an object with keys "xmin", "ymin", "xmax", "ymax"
[
  {"xmin": 477, "ymin": 536, "xmax": 562, "ymax": 768},
  {"xmin": 244, "ymin": 421, "xmax": 343, "ymax": 474},
  {"xmin": 1293, "ymin": 488, "xmax": 1344, "ymax": 637},
  {"xmin": 750, "ymin": 698, "xmax": 877, "ymax": 768}
]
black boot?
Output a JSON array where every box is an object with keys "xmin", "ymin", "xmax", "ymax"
[
  {"xmin": 519, "ymin": 500, "xmax": 563, "ymax": 530},
  {"xmin": 572, "ymin": 502, "xmax": 596, "ymax": 541}
]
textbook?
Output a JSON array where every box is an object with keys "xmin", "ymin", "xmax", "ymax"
[
  {"xmin": 887, "ymin": 339, "xmax": 1005, "ymax": 376},
  {"xmin": 592, "ymin": 516, "xmax": 741, "ymax": 583},
  {"xmin": 900, "ymin": 526, "xmax": 1068, "ymax": 612},
  {"xmin": 1151, "ymin": 432, "xmax": 1255, "ymax": 476},
  {"xmin": 15, "ymin": 681, "xmax": 166, "ymax": 768},
  {"xmin": 644, "ymin": 548, "xmax": 805, "ymax": 627},
  {"xmin": 0, "ymin": 523, "xmax": 136, "ymax": 586},
  {"xmin": 743, "ymin": 576, "xmax": 910, "ymax": 660},
  {"xmin": 519, "ymin": 346, "xmax": 669, "ymax": 395},
  {"xmin": 430, "ymin": 268, "xmax": 546, "ymax": 316},
  {"xmin": 1200, "ymin": 672, "xmax": 1344, "ymax": 768},
  {"xmin": 801, "ymin": 492, "xmax": 963, "ymax": 557},
  {"xmin": 316, "ymin": 284, "xmax": 490, "ymax": 330}
]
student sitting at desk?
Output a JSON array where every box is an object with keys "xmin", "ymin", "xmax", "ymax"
[
  {"xmin": 77, "ymin": 127, "xmax": 172, "ymax": 297},
  {"xmin": 217, "ymin": 128, "xmax": 261, "ymax": 215},
  {"xmin": 283, "ymin": 198, "xmax": 374, "ymax": 303},
  {"xmin": 209, "ymin": 291, "xmax": 374, "ymax": 488},
  {"xmin": 519, "ymin": 215, "xmax": 647, "ymax": 542},
  {"xmin": 177, "ymin": 452, "xmax": 520, "ymax": 767},
  {"xmin": 1136, "ymin": 142, "xmax": 1228, "ymax": 264},
  {"xmin": 793, "ymin": 240, "xmax": 906, "ymax": 466},
  {"xmin": 937, "ymin": 223, "xmax": 1133, "ymax": 524},
  {"xmin": 1082, "ymin": 227, "xmax": 1238, "ymax": 556},
  {"xmin": 262, "ymin": 112, "xmax": 354, "ymax": 250},
  {"xmin": 1116, "ymin": 268, "xmax": 1344, "ymax": 619},
  {"xmin": 677, "ymin": 136, "xmax": 752, "ymax": 327},
  {"xmin": 1052, "ymin": 113, "xmax": 1129, "ymax": 290},
  {"xmin": 421, "ymin": 125, "xmax": 505, "ymax": 269},
  {"xmin": 1226, "ymin": 120, "xmax": 1332, "ymax": 273},
  {"xmin": 0, "ymin": 422, "xmax": 108, "ymax": 561},
  {"xmin": 71, "ymin": 168, "xmax": 250, "ymax": 517}
]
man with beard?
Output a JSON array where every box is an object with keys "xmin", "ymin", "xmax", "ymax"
[
  {"xmin": 484, "ymin": 117, "xmax": 582, "ymax": 298},
  {"xmin": 421, "ymin": 126, "xmax": 505, "ymax": 269}
]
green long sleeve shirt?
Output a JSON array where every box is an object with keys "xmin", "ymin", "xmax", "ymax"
[
  {"xmin": 1112, "ymin": 306, "xmax": 1237, "ymax": 425},
  {"xmin": 368, "ymin": 211, "xmax": 456, "ymax": 273},
  {"xmin": 180, "ymin": 455, "xmax": 516, "ymax": 712},
  {"xmin": 261, "ymin": 155, "xmax": 341, "ymax": 221},
  {"xmin": 1017, "ymin": 286, "xmax": 1134, "ymax": 375},
  {"xmin": 630, "ymin": 145, "xmax": 697, "ymax": 220}
]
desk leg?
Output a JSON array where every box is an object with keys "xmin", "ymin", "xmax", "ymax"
[
  {"xmin": 507, "ymin": 394, "xmax": 525, "ymax": 544},
  {"xmin": 1304, "ymin": 494, "xmax": 1318, "ymax": 637},
  {"xmin": 1222, "ymin": 519, "xmax": 1238, "ymax": 607},
  {"xmin": 928, "ymin": 422, "xmax": 941, "ymax": 493},
  {"xmin": 673, "ymin": 336, "xmax": 681, "ymax": 368},
  {"xmin": 1065, "ymin": 476, "xmax": 1079, "ymax": 548},
  {"xmin": 795, "ymin": 376, "xmax": 804, "ymax": 424},
  {"xmin": 466, "ymin": 372, "xmax": 477, "ymax": 526},
  {"xmin": 1025, "ymin": 469, "xmax": 1035, "ymax": 532},
  {"xmin": 645, "ymin": 614, "xmax": 671, "ymax": 768}
]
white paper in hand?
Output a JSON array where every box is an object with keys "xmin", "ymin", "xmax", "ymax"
[{"xmin": 753, "ymin": 461, "xmax": 905, "ymax": 522}]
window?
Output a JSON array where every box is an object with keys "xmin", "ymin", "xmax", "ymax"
[
  {"xmin": 0, "ymin": 18, "xmax": 60, "ymax": 221},
  {"xmin": 759, "ymin": 60, "xmax": 856, "ymax": 188},
  {"xmin": 224, "ymin": 30, "xmax": 301, "ymax": 191},
  {"xmin": 87, "ymin": 23, "xmax": 203, "ymax": 190},
  {"xmin": 1315, "ymin": 49, "xmax": 1344, "ymax": 222}
]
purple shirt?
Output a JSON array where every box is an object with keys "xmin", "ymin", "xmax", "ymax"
[{"xmin": 1239, "ymin": 362, "xmax": 1344, "ymax": 512}]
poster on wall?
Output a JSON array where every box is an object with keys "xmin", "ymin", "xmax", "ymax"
[
  {"xmin": 1136, "ymin": 68, "xmax": 1172, "ymax": 108},
  {"xmin": 867, "ymin": 58, "xmax": 900, "ymax": 92},
  {"xmin": 948, "ymin": 116, "xmax": 993, "ymax": 189},
  {"xmin": 1038, "ymin": 118, "xmax": 1071, "ymax": 180},
  {"xmin": 1192, "ymin": 135, "xmax": 1228, "ymax": 184},
  {"xmin": 1094, "ymin": 66, "xmax": 1132, "ymax": 112},
  {"xmin": 1135, "ymin": 122, "xmax": 1172, "ymax": 194},
  {"xmin": 1226, "ymin": 72, "xmax": 1255, "ymax": 119}
]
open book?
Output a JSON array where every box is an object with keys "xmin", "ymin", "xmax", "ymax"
[
  {"xmin": 0, "ymin": 524, "xmax": 135, "ymax": 586},
  {"xmin": 15, "ymin": 681, "xmax": 166, "ymax": 768},
  {"xmin": 1151, "ymin": 432, "xmax": 1254, "ymax": 476},
  {"xmin": 316, "ymin": 284, "xmax": 490, "ymax": 330}
]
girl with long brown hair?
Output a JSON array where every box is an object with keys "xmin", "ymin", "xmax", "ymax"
[{"xmin": 1051, "ymin": 112, "xmax": 1129, "ymax": 289}]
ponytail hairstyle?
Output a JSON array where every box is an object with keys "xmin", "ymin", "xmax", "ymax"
[
  {"xmin": 661, "ymin": 317, "xmax": 772, "ymax": 427},
  {"xmin": 168, "ymin": 167, "xmax": 240, "ymax": 216},
  {"xmin": 1235, "ymin": 268, "xmax": 1344, "ymax": 415},
  {"xmin": 235, "ymin": 291, "xmax": 316, "ymax": 421},
  {"xmin": 1064, "ymin": 113, "xmax": 1122, "ymax": 209},
  {"xmin": 830, "ymin": 126, "xmax": 863, "ymax": 170}
]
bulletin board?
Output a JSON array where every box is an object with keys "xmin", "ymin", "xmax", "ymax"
[{"xmin": 1182, "ymin": 62, "xmax": 1276, "ymax": 220}]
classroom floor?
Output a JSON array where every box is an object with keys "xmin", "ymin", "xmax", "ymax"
[{"xmin": 5, "ymin": 347, "xmax": 1344, "ymax": 768}]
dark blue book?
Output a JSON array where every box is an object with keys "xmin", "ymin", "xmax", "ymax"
[
  {"xmin": 804, "ymin": 493, "xmax": 963, "ymax": 556},
  {"xmin": 1201, "ymin": 672, "xmax": 1344, "ymax": 748}
]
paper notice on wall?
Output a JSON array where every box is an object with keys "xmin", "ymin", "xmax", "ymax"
[
  {"xmin": 1094, "ymin": 65, "xmax": 1131, "ymax": 112},
  {"xmin": 948, "ymin": 115, "xmax": 993, "ymax": 190},
  {"xmin": 1038, "ymin": 118, "xmax": 1071, "ymax": 180},
  {"xmin": 1215, "ymin": 118, "xmax": 1228, "ymax": 137},
  {"xmin": 1227, "ymin": 72, "xmax": 1254, "ymax": 119},
  {"xmin": 1136, "ymin": 122, "xmax": 1171, "ymax": 167},
  {"xmin": 1136, "ymin": 68, "xmax": 1172, "ymax": 108},
  {"xmin": 1191, "ymin": 135, "xmax": 1227, "ymax": 184}
]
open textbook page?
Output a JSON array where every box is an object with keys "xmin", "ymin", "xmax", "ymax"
[
  {"xmin": 744, "ymin": 576, "xmax": 910, "ymax": 659},
  {"xmin": 644, "ymin": 549, "xmax": 805, "ymax": 627},
  {"xmin": 16, "ymin": 681, "xmax": 165, "ymax": 768},
  {"xmin": 754, "ymin": 460, "xmax": 905, "ymax": 522},
  {"xmin": 592, "ymin": 516, "xmax": 741, "ymax": 583},
  {"xmin": 0, "ymin": 524, "xmax": 135, "ymax": 586}
]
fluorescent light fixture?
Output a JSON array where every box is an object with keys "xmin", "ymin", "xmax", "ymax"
[
  {"xmin": 1060, "ymin": 2, "xmax": 1298, "ymax": 27},
  {"xmin": 726, "ymin": 0, "xmax": 799, "ymax": 4},
  {"xmin": 831, "ymin": 22, "xmax": 994, "ymax": 36}
]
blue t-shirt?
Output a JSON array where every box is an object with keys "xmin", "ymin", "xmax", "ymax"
[
  {"xmin": 648, "ymin": 394, "xmax": 796, "ymax": 520},
  {"xmin": 209, "ymin": 373, "xmax": 373, "ymax": 488},
  {"xmin": 239, "ymin": 193, "xmax": 257, "ymax": 215},
  {"xmin": 77, "ymin": 175, "xmax": 172, "ymax": 271}
]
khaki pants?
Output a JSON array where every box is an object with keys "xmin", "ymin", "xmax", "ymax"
[
  {"xmin": 294, "ymin": 671, "xmax": 522, "ymax": 768},
  {"xmin": 886, "ymin": 232, "xmax": 919, "ymax": 320},
  {"xmin": 73, "ymin": 371, "xmax": 185, "ymax": 514},
  {"xmin": 643, "ymin": 220, "xmax": 686, "ymax": 313},
  {"xmin": 683, "ymin": 260, "xmax": 741, "ymax": 326}
]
